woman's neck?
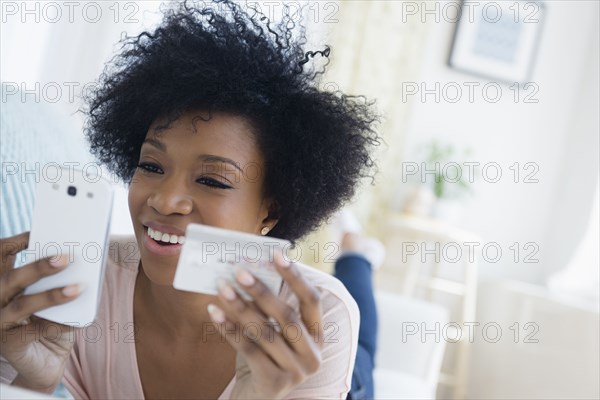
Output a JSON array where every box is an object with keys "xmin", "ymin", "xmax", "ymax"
[{"xmin": 134, "ymin": 261, "xmax": 222, "ymax": 344}]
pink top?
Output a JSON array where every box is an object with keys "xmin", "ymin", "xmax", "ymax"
[{"xmin": 46, "ymin": 235, "xmax": 358, "ymax": 399}]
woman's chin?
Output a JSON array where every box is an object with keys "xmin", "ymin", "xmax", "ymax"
[
  {"xmin": 137, "ymin": 245, "xmax": 177, "ymax": 283},
  {"xmin": 139, "ymin": 258, "xmax": 178, "ymax": 287}
]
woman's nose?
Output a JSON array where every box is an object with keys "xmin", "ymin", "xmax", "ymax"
[{"xmin": 146, "ymin": 177, "xmax": 193, "ymax": 215}]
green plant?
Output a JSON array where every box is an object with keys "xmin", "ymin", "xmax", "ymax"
[{"xmin": 422, "ymin": 140, "xmax": 474, "ymax": 200}]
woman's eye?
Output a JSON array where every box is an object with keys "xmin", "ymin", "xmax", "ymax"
[
  {"xmin": 197, "ymin": 177, "xmax": 231, "ymax": 189},
  {"xmin": 137, "ymin": 163, "xmax": 163, "ymax": 174},
  {"xmin": 136, "ymin": 164, "xmax": 229, "ymax": 189}
]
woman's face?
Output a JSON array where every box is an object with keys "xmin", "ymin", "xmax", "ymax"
[{"xmin": 128, "ymin": 110, "xmax": 277, "ymax": 285}]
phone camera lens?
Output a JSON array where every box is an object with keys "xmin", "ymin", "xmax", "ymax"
[{"xmin": 67, "ymin": 186, "xmax": 77, "ymax": 196}]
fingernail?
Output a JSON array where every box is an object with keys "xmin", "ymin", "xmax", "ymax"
[
  {"xmin": 50, "ymin": 255, "xmax": 69, "ymax": 268},
  {"xmin": 235, "ymin": 268, "xmax": 255, "ymax": 286},
  {"xmin": 276, "ymin": 252, "xmax": 290, "ymax": 268},
  {"xmin": 218, "ymin": 281, "xmax": 237, "ymax": 301},
  {"xmin": 62, "ymin": 284, "xmax": 80, "ymax": 297},
  {"xmin": 207, "ymin": 303, "xmax": 225, "ymax": 323}
]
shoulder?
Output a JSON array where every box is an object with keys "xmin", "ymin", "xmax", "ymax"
[
  {"xmin": 278, "ymin": 262, "xmax": 360, "ymax": 399},
  {"xmin": 279, "ymin": 261, "xmax": 360, "ymax": 334},
  {"xmin": 106, "ymin": 234, "xmax": 141, "ymax": 272},
  {"xmin": 97, "ymin": 234, "xmax": 140, "ymax": 318},
  {"xmin": 287, "ymin": 261, "xmax": 359, "ymax": 322}
]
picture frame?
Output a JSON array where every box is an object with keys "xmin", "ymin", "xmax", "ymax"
[{"xmin": 448, "ymin": 1, "xmax": 545, "ymax": 84}]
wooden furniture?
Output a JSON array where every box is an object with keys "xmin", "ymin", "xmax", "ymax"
[{"xmin": 374, "ymin": 213, "xmax": 480, "ymax": 399}]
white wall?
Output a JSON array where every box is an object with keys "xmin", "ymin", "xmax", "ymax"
[{"xmin": 397, "ymin": 1, "xmax": 600, "ymax": 284}]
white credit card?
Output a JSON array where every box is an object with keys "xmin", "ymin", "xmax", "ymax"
[{"xmin": 173, "ymin": 223, "xmax": 291, "ymax": 301}]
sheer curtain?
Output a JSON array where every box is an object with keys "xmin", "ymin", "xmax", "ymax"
[
  {"xmin": 296, "ymin": 1, "xmax": 433, "ymax": 269},
  {"xmin": 319, "ymin": 1, "xmax": 432, "ymax": 233},
  {"xmin": 547, "ymin": 181, "xmax": 600, "ymax": 311}
]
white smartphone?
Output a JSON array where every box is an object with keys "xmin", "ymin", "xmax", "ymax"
[
  {"xmin": 173, "ymin": 223, "xmax": 291, "ymax": 301},
  {"xmin": 19, "ymin": 167, "xmax": 114, "ymax": 326}
]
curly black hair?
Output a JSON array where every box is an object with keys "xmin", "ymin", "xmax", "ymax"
[{"xmin": 84, "ymin": 0, "xmax": 381, "ymax": 242}]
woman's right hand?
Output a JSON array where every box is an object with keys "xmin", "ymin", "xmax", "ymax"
[{"xmin": 0, "ymin": 232, "xmax": 82, "ymax": 393}]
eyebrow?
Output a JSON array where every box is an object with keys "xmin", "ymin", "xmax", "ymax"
[
  {"xmin": 143, "ymin": 138, "xmax": 166, "ymax": 152},
  {"xmin": 142, "ymin": 138, "xmax": 243, "ymax": 173}
]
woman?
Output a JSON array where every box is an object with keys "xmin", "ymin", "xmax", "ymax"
[{"xmin": 0, "ymin": 1, "xmax": 380, "ymax": 398}]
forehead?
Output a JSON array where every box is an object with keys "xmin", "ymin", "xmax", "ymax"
[{"xmin": 144, "ymin": 111, "xmax": 262, "ymax": 164}]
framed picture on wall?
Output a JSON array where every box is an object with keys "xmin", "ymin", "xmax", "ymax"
[{"xmin": 449, "ymin": 1, "xmax": 545, "ymax": 83}]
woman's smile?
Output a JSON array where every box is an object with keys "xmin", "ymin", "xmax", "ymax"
[
  {"xmin": 147, "ymin": 226, "xmax": 186, "ymax": 244},
  {"xmin": 143, "ymin": 225, "xmax": 185, "ymax": 257}
]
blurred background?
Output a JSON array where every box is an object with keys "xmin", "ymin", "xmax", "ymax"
[{"xmin": 2, "ymin": 1, "xmax": 598, "ymax": 399}]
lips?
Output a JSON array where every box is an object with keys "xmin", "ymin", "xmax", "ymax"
[{"xmin": 144, "ymin": 221, "xmax": 186, "ymax": 236}]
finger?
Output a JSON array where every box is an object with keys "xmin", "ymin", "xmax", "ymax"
[
  {"xmin": 207, "ymin": 303, "xmax": 278, "ymax": 376},
  {"xmin": 0, "ymin": 254, "xmax": 70, "ymax": 306},
  {"xmin": 273, "ymin": 252, "xmax": 323, "ymax": 346},
  {"xmin": 0, "ymin": 231, "xmax": 30, "ymax": 273},
  {"xmin": 215, "ymin": 280, "xmax": 304, "ymax": 374},
  {"xmin": 0, "ymin": 284, "xmax": 81, "ymax": 328},
  {"xmin": 233, "ymin": 266, "xmax": 321, "ymax": 366}
]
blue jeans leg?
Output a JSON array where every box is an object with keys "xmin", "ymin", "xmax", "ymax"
[{"xmin": 334, "ymin": 253, "xmax": 377, "ymax": 400}]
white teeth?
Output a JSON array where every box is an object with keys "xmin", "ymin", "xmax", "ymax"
[{"xmin": 146, "ymin": 226, "xmax": 185, "ymax": 245}]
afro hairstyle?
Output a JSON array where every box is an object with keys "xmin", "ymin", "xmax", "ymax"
[{"xmin": 84, "ymin": 0, "xmax": 381, "ymax": 243}]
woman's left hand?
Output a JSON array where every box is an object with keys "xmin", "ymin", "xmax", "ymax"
[{"xmin": 208, "ymin": 253, "xmax": 324, "ymax": 400}]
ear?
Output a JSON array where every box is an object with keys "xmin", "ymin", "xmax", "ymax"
[{"xmin": 259, "ymin": 198, "xmax": 280, "ymax": 233}]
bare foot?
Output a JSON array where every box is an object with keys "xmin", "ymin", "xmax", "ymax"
[{"xmin": 340, "ymin": 232, "xmax": 359, "ymax": 251}]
